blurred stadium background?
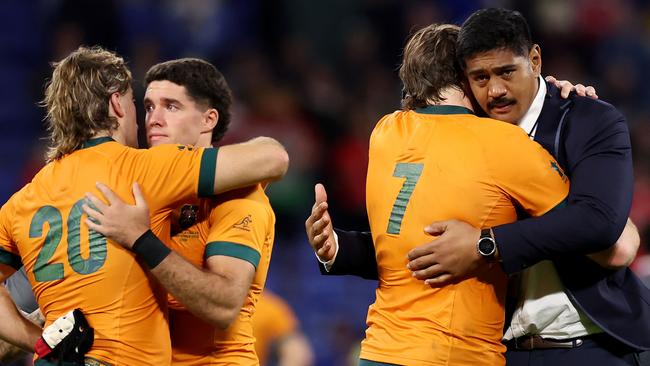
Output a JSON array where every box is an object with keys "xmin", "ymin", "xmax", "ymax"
[{"xmin": 0, "ymin": 0, "xmax": 649, "ymax": 365}]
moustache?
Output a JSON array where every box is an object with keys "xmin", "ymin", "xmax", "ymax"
[{"xmin": 488, "ymin": 98, "xmax": 516, "ymax": 110}]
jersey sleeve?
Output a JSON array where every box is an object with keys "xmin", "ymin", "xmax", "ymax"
[
  {"xmin": 488, "ymin": 127, "xmax": 570, "ymax": 217},
  {"xmin": 203, "ymin": 187, "xmax": 273, "ymax": 270},
  {"xmin": 0, "ymin": 199, "xmax": 22, "ymax": 271},
  {"xmin": 132, "ymin": 144, "xmax": 218, "ymax": 211}
]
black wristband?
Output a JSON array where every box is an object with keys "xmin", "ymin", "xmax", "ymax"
[{"xmin": 132, "ymin": 230, "xmax": 171, "ymax": 269}]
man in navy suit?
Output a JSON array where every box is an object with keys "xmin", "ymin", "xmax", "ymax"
[{"xmin": 306, "ymin": 8, "xmax": 648, "ymax": 365}]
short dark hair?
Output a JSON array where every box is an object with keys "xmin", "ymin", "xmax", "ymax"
[
  {"xmin": 145, "ymin": 58, "xmax": 232, "ymax": 143},
  {"xmin": 456, "ymin": 8, "xmax": 533, "ymax": 69},
  {"xmin": 399, "ymin": 24, "xmax": 463, "ymax": 110}
]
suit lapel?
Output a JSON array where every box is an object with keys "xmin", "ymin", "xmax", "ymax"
[{"xmin": 532, "ymin": 83, "xmax": 567, "ymax": 159}]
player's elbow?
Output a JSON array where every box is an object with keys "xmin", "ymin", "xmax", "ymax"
[
  {"xmin": 265, "ymin": 143, "xmax": 289, "ymax": 182},
  {"xmin": 609, "ymin": 219, "xmax": 640, "ymax": 269},
  {"xmin": 606, "ymin": 245, "xmax": 637, "ymax": 269},
  {"xmin": 583, "ymin": 203, "xmax": 628, "ymax": 251},
  {"xmin": 597, "ymin": 218, "xmax": 627, "ymax": 250},
  {"xmin": 206, "ymin": 306, "xmax": 239, "ymax": 330}
]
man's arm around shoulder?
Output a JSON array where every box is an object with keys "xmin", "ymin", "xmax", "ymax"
[{"xmin": 494, "ymin": 97, "xmax": 633, "ymax": 273}]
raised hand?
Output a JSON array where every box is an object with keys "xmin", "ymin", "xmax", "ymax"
[{"xmin": 304, "ymin": 183, "xmax": 337, "ymax": 262}]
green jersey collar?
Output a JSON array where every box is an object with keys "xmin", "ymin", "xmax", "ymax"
[
  {"xmin": 80, "ymin": 137, "xmax": 116, "ymax": 150},
  {"xmin": 414, "ymin": 105, "xmax": 473, "ymax": 115}
]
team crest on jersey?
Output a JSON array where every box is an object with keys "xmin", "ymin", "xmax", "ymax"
[
  {"xmin": 550, "ymin": 161, "xmax": 568, "ymax": 182},
  {"xmin": 232, "ymin": 215, "xmax": 252, "ymax": 231},
  {"xmin": 178, "ymin": 204, "xmax": 199, "ymax": 229}
]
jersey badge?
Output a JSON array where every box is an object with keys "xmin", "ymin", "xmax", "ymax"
[
  {"xmin": 232, "ymin": 215, "xmax": 252, "ymax": 231},
  {"xmin": 178, "ymin": 204, "xmax": 200, "ymax": 230}
]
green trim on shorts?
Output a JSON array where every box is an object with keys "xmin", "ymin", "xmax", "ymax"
[
  {"xmin": 359, "ymin": 359, "xmax": 402, "ymax": 366},
  {"xmin": 205, "ymin": 241, "xmax": 261, "ymax": 269},
  {"xmin": 198, "ymin": 147, "xmax": 218, "ymax": 198},
  {"xmin": 0, "ymin": 248, "xmax": 22, "ymax": 270}
]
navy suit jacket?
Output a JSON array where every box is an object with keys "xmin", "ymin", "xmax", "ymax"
[{"xmin": 323, "ymin": 82, "xmax": 650, "ymax": 350}]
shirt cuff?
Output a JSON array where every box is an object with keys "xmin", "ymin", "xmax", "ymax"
[{"xmin": 315, "ymin": 231, "xmax": 339, "ymax": 272}]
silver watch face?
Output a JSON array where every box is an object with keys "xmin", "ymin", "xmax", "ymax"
[{"xmin": 478, "ymin": 237, "xmax": 496, "ymax": 256}]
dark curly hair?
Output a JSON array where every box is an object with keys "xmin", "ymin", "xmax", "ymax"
[
  {"xmin": 457, "ymin": 8, "xmax": 533, "ymax": 69},
  {"xmin": 145, "ymin": 58, "xmax": 232, "ymax": 143}
]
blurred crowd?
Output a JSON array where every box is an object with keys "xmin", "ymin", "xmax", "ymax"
[{"xmin": 0, "ymin": 0, "xmax": 649, "ymax": 365}]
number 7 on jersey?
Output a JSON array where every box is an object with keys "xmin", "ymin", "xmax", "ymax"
[{"xmin": 387, "ymin": 162, "xmax": 423, "ymax": 235}]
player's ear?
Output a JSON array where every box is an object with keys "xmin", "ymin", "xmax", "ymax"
[
  {"xmin": 202, "ymin": 108, "xmax": 218, "ymax": 132},
  {"xmin": 529, "ymin": 44, "xmax": 542, "ymax": 76},
  {"xmin": 109, "ymin": 92, "xmax": 125, "ymax": 118}
]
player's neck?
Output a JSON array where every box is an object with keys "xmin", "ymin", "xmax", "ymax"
[
  {"xmin": 195, "ymin": 132, "xmax": 213, "ymax": 148},
  {"xmin": 427, "ymin": 87, "xmax": 474, "ymax": 113},
  {"xmin": 90, "ymin": 132, "xmax": 114, "ymax": 141}
]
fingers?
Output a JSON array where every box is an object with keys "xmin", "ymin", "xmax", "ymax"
[
  {"xmin": 548, "ymin": 77, "xmax": 573, "ymax": 98},
  {"xmin": 571, "ymin": 84, "xmax": 598, "ymax": 99},
  {"xmin": 131, "ymin": 182, "xmax": 149, "ymax": 210},
  {"xmin": 315, "ymin": 183, "xmax": 328, "ymax": 205},
  {"xmin": 559, "ymin": 81, "xmax": 572, "ymax": 98},
  {"xmin": 95, "ymin": 182, "xmax": 122, "ymax": 205},
  {"xmin": 84, "ymin": 217, "xmax": 106, "ymax": 236},
  {"xmin": 316, "ymin": 241, "xmax": 332, "ymax": 258},
  {"xmin": 425, "ymin": 274, "xmax": 453, "ymax": 287},
  {"xmin": 407, "ymin": 252, "xmax": 436, "ymax": 272},
  {"xmin": 423, "ymin": 220, "xmax": 448, "ymax": 236},
  {"xmin": 311, "ymin": 229, "xmax": 330, "ymax": 251},
  {"xmin": 585, "ymin": 86, "xmax": 598, "ymax": 99},
  {"xmin": 410, "ymin": 262, "xmax": 446, "ymax": 281},
  {"xmin": 306, "ymin": 201, "xmax": 328, "ymax": 230},
  {"xmin": 81, "ymin": 203, "xmax": 103, "ymax": 223},
  {"xmin": 544, "ymin": 75, "xmax": 557, "ymax": 84},
  {"xmin": 407, "ymin": 242, "xmax": 435, "ymax": 261},
  {"xmin": 311, "ymin": 214, "xmax": 330, "ymax": 235},
  {"xmin": 84, "ymin": 193, "xmax": 108, "ymax": 213}
]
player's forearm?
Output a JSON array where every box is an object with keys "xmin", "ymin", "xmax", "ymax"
[
  {"xmin": 132, "ymin": 231, "xmax": 243, "ymax": 329},
  {"xmin": 0, "ymin": 287, "xmax": 40, "ymax": 353},
  {"xmin": 0, "ymin": 338, "xmax": 27, "ymax": 363},
  {"xmin": 214, "ymin": 137, "xmax": 289, "ymax": 194},
  {"xmin": 0, "ymin": 308, "xmax": 43, "ymax": 362},
  {"xmin": 151, "ymin": 252, "xmax": 243, "ymax": 329}
]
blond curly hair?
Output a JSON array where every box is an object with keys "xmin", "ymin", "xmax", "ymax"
[{"xmin": 42, "ymin": 46, "xmax": 132, "ymax": 162}]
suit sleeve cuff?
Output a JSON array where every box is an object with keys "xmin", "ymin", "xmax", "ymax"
[
  {"xmin": 492, "ymin": 225, "xmax": 528, "ymax": 275},
  {"xmin": 315, "ymin": 231, "xmax": 339, "ymax": 272}
]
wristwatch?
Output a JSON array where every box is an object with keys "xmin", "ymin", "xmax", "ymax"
[{"xmin": 477, "ymin": 228, "xmax": 497, "ymax": 262}]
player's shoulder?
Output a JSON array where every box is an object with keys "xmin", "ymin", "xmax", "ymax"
[
  {"xmin": 372, "ymin": 110, "xmax": 404, "ymax": 131},
  {"xmin": 462, "ymin": 115, "xmax": 530, "ymax": 143},
  {"xmin": 210, "ymin": 185, "xmax": 271, "ymax": 212},
  {"xmin": 143, "ymin": 143, "xmax": 201, "ymax": 155},
  {"xmin": 370, "ymin": 109, "xmax": 426, "ymax": 141},
  {"xmin": 546, "ymin": 84, "xmax": 626, "ymax": 130},
  {"xmin": 569, "ymin": 94, "xmax": 627, "ymax": 130}
]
